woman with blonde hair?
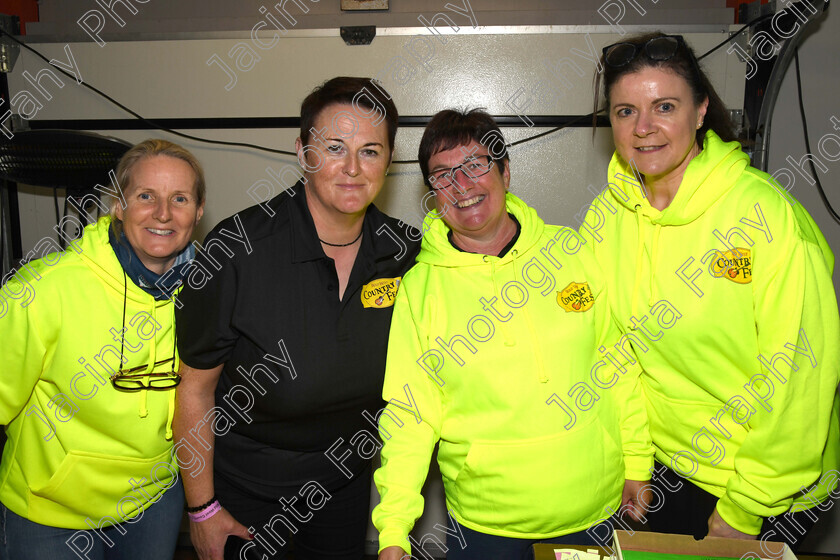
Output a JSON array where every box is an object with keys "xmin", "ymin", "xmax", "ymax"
[{"xmin": 0, "ymin": 139, "xmax": 206, "ymax": 559}]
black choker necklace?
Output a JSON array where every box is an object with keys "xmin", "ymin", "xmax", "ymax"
[{"xmin": 319, "ymin": 228, "xmax": 363, "ymax": 247}]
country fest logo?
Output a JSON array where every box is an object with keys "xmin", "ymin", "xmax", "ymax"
[
  {"xmin": 711, "ymin": 248, "xmax": 752, "ymax": 284},
  {"xmin": 361, "ymin": 277, "xmax": 402, "ymax": 308},
  {"xmin": 557, "ymin": 281, "xmax": 594, "ymax": 313}
]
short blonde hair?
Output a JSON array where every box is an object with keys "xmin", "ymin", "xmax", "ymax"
[{"xmin": 109, "ymin": 139, "xmax": 206, "ymax": 237}]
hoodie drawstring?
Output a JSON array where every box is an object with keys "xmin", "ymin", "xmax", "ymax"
[
  {"xmin": 138, "ymin": 306, "xmax": 157, "ymax": 419},
  {"xmin": 137, "ymin": 303, "xmax": 177, "ymax": 441},
  {"xmin": 630, "ymin": 206, "xmax": 663, "ymax": 321},
  {"xmin": 486, "ymin": 255, "xmax": 517, "ymax": 349},
  {"xmin": 164, "ymin": 304, "xmax": 176, "ymax": 440},
  {"xmin": 165, "ymin": 390, "xmax": 175, "ymax": 440},
  {"xmin": 649, "ymin": 223, "xmax": 662, "ymax": 307},
  {"xmin": 508, "ymin": 249, "xmax": 548, "ymax": 382},
  {"xmin": 630, "ymin": 207, "xmax": 645, "ymax": 325},
  {"xmin": 486, "ymin": 255, "xmax": 499, "ymax": 300}
]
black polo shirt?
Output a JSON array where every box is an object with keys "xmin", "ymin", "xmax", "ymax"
[{"xmin": 176, "ymin": 182, "xmax": 420, "ymax": 490}]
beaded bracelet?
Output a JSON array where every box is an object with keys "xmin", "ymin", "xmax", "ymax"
[
  {"xmin": 188, "ymin": 500, "xmax": 221, "ymax": 523},
  {"xmin": 185, "ymin": 495, "xmax": 217, "ymax": 513}
]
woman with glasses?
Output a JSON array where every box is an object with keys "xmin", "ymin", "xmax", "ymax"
[
  {"xmin": 584, "ymin": 33, "xmax": 840, "ymax": 545},
  {"xmin": 374, "ymin": 109, "xmax": 653, "ymax": 560},
  {"xmin": 0, "ymin": 139, "xmax": 206, "ymax": 559}
]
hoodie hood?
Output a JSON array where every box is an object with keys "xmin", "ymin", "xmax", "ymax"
[
  {"xmin": 417, "ymin": 192, "xmax": 545, "ymax": 267},
  {"xmin": 416, "ymin": 192, "xmax": 545, "ymax": 353},
  {"xmin": 604, "ymin": 131, "xmax": 751, "ymax": 314},
  {"xmin": 607, "ymin": 130, "xmax": 749, "ymax": 225},
  {"xmin": 76, "ymin": 216, "xmax": 164, "ymax": 308}
]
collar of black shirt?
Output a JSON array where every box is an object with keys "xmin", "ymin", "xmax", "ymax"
[
  {"xmin": 448, "ymin": 213, "xmax": 522, "ymax": 257},
  {"xmin": 287, "ymin": 180, "xmax": 406, "ymax": 264}
]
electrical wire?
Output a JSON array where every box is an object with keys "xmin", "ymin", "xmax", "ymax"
[
  {"xmin": 391, "ymin": 114, "xmax": 593, "ymax": 164},
  {"xmin": 697, "ymin": 13, "xmax": 773, "ymax": 61},
  {"xmin": 52, "ymin": 187, "xmax": 59, "ymax": 224},
  {"xmin": 508, "ymin": 113, "xmax": 593, "ymax": 148},
  {"xmin": 390, "ymin": 115, "xmax": 594, "ymax": 164},
  {"xmin": 793, "ymin": 49, "xmax": 840, "ymax": 224},
  {"xmin": 0, "ymin": 29, "xmax": 298, "ymax": 157},
  {"xmin": 0, "ymin": 11, "xmax": 787, "ymax": 166}
]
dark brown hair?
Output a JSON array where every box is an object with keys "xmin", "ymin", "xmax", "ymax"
[
  {"xmin": 299, "ymin": 77, "xmax": 398, "ymax": 158},
  {"xmin": 594, "ymin": 32, "xmax": 736, "ymax": 148},
  {"xmin": 418, "ymin": 108, "xmax": 510, "ymax": 189}
]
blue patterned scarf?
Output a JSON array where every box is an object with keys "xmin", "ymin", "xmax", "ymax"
[{"xmin": 109, "ymin": 227, "xmax": 195, "ymax": 300}]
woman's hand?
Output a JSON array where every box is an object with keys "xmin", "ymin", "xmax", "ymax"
[
  {"xmin": 190, "ymin": 507, "xmax": 252, "ymax": 560},
  {"xmin": 706, "ymin": 509, "xmax": 757, "ymax": 539},
  {"xmin": 621, "ymin": 479, "xmax": 652, "ymax": 522},
  {"xmin": 379, "ymin": 546, "xmax": 409, "ymax": 560}
]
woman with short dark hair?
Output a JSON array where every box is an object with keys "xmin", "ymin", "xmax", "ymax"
[
  {"xmin": 173, "ymin": 76, "xmax": 420, "ymax": 560},
  {"xmin": 374, "ymin": 108, "xmax": 653, "ymax": 560}
]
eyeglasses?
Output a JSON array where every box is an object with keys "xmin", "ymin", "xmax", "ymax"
[
  {"xmin": 111, "ymin": 357, "xmax": 181, "ymax": 391},
  {"xmin": 602, "ymin": 35, "xmax": 687, "ymax": 68},
  {"xmin": 110, "ymin": 271, "xmax": 181, "ymax": 392},
  {"xmin": 428, "ymin": 155, "xmax": 495, "ymax": 191}
]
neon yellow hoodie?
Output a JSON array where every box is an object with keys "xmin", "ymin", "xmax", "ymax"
[
  {"xmin": 0, "ymin": 216, "xmax": 180, "ymax": 529},
  {"xmin": 373, "ymin": 193, "xmax": 653, "ymax": 552},
  {"xmin": 581, "ymin": 130, "xmax": 840, "ymax": 535}
]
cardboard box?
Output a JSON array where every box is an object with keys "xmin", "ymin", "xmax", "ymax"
[
  {"xmin": 534, "ymin": 531, "xmax": 796, "ymax": 560},
  {"xmin": 613, "ymin": 530, "xmax": 795, "ymax": 560}
]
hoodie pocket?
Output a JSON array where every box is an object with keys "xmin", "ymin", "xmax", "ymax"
[
  {"xmin": 645, "ymin": 390, "xmax": 740, "ymax": 476},
  {"xmin": 450, "ymin": 413, "xmax": 623, "ymax": 535},
  {"xmin": 28, "ymin": 447, "xmax": 175, "ymax": 522}
]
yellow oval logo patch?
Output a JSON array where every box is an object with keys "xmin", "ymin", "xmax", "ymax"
[
  {"xmin": 361, "ymin": 277, "xmax": 402, "ymax": 308},
  {"xmin": 711, "ymin": 248, "xmax": 752, "ymax": 284},
  {"xmin": 557, "ymin": 281, "xmax": 594, "ymax": 312}
]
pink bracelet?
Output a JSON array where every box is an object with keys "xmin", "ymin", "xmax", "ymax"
[{"xmin": 188, "ymin": 500, "xmax": 221, "ymax": 522}]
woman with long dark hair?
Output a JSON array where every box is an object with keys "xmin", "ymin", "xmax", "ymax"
[{"xmin": 585, "ymin": 33, "xmax": 840, "ymax": 545}]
